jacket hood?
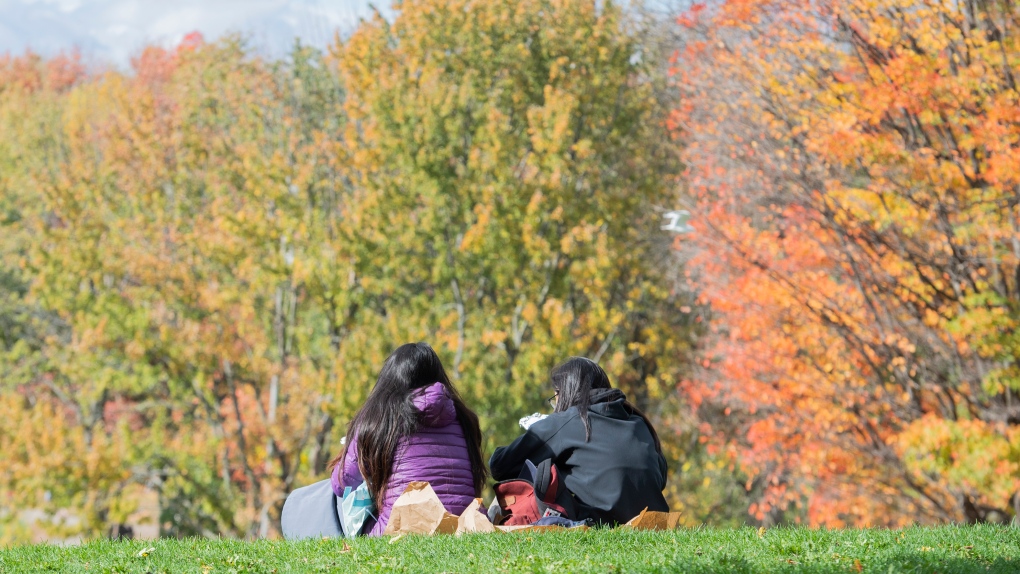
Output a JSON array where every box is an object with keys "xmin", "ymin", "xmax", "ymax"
[
  {"xmin": 412, "ymin": 382, "xmax": 458, "ymax": 427},
  {"xmin": 588, "ymin": 388, "xmax": 629, "ymax": 419}
]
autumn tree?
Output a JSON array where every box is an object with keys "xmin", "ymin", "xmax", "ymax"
[
  {"xmin": 333, "ymin": 0, "xmax": 694, "ymax": 453},
  {"xmin": 0, "ymin": 50, "xmax": 97, "ymax": 544},
  {"xmin": 674, "ymin": 0, "xmax": 1020, "ymax": 525},
  {"xmin": 1, "ymin": 0, "xmax": 699, "ymax": 539},
  {"xmin": 1, "ymin": 38, "xmax": 355, "ymax": 539}
]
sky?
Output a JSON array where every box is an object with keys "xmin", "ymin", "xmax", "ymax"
[{"xmin": 0, "ymin": 0, "xmax": 381, "ymax": 68}]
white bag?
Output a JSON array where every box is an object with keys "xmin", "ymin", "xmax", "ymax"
[{"xmin": 340, "ymin": 481, "xmax": 376, "ymax": 538}]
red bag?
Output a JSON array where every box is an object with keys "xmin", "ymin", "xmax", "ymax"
[{"xmin": 492, "ymin": 459, "xmax": 576, "ymax": 526}]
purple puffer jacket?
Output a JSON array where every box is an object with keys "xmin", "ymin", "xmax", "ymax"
[{"xmin": 331, "ymin": 382, "xmax": 478, "ymax": 536}]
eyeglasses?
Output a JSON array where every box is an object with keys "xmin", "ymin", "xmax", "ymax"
[{"xmin": 547, "ymin": 393, "xmax": 558, "ymax": 408}]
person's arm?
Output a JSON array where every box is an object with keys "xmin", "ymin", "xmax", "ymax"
[
  {"xmin": 489, "ymin": 430, "xmax": 553, "ymax": 481},
  {"xmin": 341, "ymin": 435, "xmax": 364, "ymax": 487},
  {"xmin": 489, "ymin": 413, "xmax": 575, "ymax": 481},
  {"xmin": 330, "ymin": 436, "xmax": 364, "ymax": 497}
]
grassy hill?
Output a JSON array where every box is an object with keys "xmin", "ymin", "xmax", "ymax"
[{"xmin": 2, "ymin": 525, "xmax": 1018, "ymax": 573}]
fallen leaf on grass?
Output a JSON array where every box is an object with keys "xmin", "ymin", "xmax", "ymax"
[
  {"xmin": 757, "ymin": 526, "xmax": 765, "ymax": 538},
  {"xmin": 853, "ymin": 559, "xmax": 863, "ymax": 572},
  {"xmin": 340, "ymin": 542, "xmax": 352, "ymax": 553},
  {"xmin": 137, "ymin": 547, "xmax": 156, "ymax": 558},
  {"xmin": 389, "ymin": 534, "xmax": 404, "ymax": 544}
]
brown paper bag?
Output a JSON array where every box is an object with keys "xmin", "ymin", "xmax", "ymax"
[
  {"xmin": 456, "ymin": 498, "xmax": 496, "ymax": 535},
  {"xmin": 383, "ymin": 482, "xmax": 460, "ymax": 536},
  {"xmin": 666, "ymin": 512, "xmax": 682, "ymax": 529},
  {"xmin": 625, "ymin": 507, "xmax": 683, "ymax": 530},
  {"xmin": 436, "ymin": 512, "xmax": 460, "ymax": 535}
]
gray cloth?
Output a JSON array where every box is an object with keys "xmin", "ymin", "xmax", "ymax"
[
  {"xmin": 281, "ymin": 479, "xmax": 344, "ymax": 540},
  {"xmin": 533, "ymin": 515, "xmax": 589, "ymax": 528}
]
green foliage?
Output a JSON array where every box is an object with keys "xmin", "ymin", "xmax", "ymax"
[
  {"xmin": 0, "ymin": 0, "xmax": 697, "ymax": 539},
  {"xmin": 335, "ymin": 0, "xmax": 691, "ymax": 450}
]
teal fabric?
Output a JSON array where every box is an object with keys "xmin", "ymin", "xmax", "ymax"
[{"xmin": 340, "ymin": 481, "xmax": 376, "ymax": 538}]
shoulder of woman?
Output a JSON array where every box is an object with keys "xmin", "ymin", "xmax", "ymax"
[{"xmin": 528, "ymin": 408, "xmax": 579, "ymax": 437}]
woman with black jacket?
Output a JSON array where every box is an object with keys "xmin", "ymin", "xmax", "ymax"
[{"xmin": 489, "ymin": 357, "xmax": 669, "ymax": 525}]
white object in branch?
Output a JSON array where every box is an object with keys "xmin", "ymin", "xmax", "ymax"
[
  {"xmin": 661, "ymin": 210, "xmax": 695, "ymax": 234},
  {"xmin": 519, "ymin": 413, "xmax": 549, "ymax": 431}
]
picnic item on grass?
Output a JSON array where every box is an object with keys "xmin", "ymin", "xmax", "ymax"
[
  {"xmin": 456, "ymin": 498, "xmax": 496, "ymax": 535},
  {"xmin": 374, "ymin": 480, "xmax": 599, "ymax": 536},
  {"xmin": 491, "ymin": 459, "xmax": 578, "ymax": 526},
  {"xmin": 532, "ymin": 515, "xmax": 590, "ymax": 528},
  {"xmin": 340, "ymin": 480, "xmax": 376, "ymax": 538},
  {"xmin": 624, "ymin": 507, "xmax": 683, "ymax": 530},
  {"xmin": 283, "ymin": 477, "xmax": 680, "ymax": 539},
  {"xmin": 495, "ymin": 522, "xmax": 587, "ymax": 532},
  {"xmin": 383, "ymin": 481, "xmax": 465, "ymax": 535}
]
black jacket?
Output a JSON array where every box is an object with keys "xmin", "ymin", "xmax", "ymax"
[{"xmin": 489, "ymin": 393, "xmax": 669, "ymax": 525}]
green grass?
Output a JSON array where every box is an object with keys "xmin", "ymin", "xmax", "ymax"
[{"xmin": 1, "ymin": 526, "xmax": 1018, "ymax": 573}]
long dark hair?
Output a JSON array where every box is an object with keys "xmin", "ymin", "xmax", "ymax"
[
  {"xmin": 551, "ymin": 357, "xmax": 663, "ymax": 454},
  {"xmin": 329, "ymin": 343, "xmax": 488, "ymax": 507}
]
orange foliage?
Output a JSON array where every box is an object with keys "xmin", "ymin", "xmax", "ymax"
[
  {"xmin": 0, "ymin": 49, "xmax": 86, "ymax": 94},
  {"xmin": 675, "ymin": 0, "xmax": 1020, "ymax": 525}
]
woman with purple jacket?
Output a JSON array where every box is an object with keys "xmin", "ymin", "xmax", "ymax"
[{"xmin": 329, "ymin": 342, "xmax": 488, "ymax": 536}]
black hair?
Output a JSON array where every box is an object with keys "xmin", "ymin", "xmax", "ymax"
[
  {"xmin": 551, "ymin": 356, "xmax": 663, "ymax": 454},
  {"xmin": 329, "ymin": 342, "xmax": 488, "ymax": 508}
]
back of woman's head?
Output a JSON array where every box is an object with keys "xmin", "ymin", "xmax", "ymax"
[
  {"xmin": 551, "ymin": 357, "xmax": 610, "ymax": 415},
  {"xmin": 374, "ymin": 342, "xmax": 452, "ymax": 400},
  {"xmin": 550, "ymin": 356, "xmax": 662, "ymax": 454},
  {"xmin": 333, "ymin": 343, "xmax": 487, "ymax": 506}
]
